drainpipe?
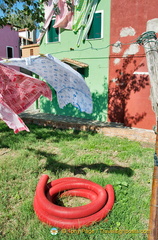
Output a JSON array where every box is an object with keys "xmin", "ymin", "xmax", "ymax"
[{"xmin": 137, "ymin": 31, "xmax": 158, "ymax": 240}]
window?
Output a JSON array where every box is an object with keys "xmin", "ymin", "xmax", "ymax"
[
  {"xmin": 28, "ymin": 31, "xmax": 30, "ymax": 39},
  {"xmin": 47, "ymin": 18, "xmax": 59, "ymax": 43},
  {"xmin": 87, "ymin": 11, "xmax": 103, "ymax": 40},
  {"xmin": 30, "ymin": 49, "xmax": 34, "ymax": 56},
  {"xmin": 6, "ymin": 46, "xmax": 14, "ymax": 58}
]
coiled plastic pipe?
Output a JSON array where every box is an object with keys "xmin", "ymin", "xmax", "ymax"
[{"xmin": 34, "ymin": 175, "xmax": 115, "ymax": 229}]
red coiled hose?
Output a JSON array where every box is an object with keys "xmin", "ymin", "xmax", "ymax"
[{"xmin": 33, "ymin": 175, "xmax": 115, "ymax": 229}]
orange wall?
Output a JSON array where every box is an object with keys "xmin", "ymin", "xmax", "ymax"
[
  {"xmin": 108, "ymin": 0, "xmax": 157, "ymax": 129},
  {"xmin": 21, "ymin": 44, "xmax": 39, "ymax": 58}
]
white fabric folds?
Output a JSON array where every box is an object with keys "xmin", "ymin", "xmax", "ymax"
[{"xmin": 0, "ymin": 54, "xmax": 93, "ymax": 114}]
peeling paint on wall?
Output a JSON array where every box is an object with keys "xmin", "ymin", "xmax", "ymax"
[
  {"xmin": 112, "ymin": 41, "xmax": 122, "ymax": 53},
  {"xmin": 109, "ymin": 2, "xmax": 157, "ymax": 130},
  {"xmin": 111, "ymin": 78, "xmax": 118, "ymax": 82},
  {"xmin": 113, "ymin": 58, "xmax": 121, "ymax": 65},
  {"xmin": 123, "ymin": 43, "xmax": 139, "ymax": 57},
  {"xmin": 146, "ymin": 18, "xmax": 158, "ymax": 33},
  {"xmin": 120, "ymin": 27, "xmax": 136, "ymax": 37}
]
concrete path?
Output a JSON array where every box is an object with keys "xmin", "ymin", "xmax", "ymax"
[{"xmin": 19, "ymin": 112, "xmax": 156, "ymax": 147}]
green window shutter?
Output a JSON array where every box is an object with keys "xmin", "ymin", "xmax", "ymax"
[
  {"xmin": 48, "ymin": 19, "xmax": 59, "ymax": 42},
  {"xmin": 87, "ymin": 12, "xmax": 102, "ymax": 39}
]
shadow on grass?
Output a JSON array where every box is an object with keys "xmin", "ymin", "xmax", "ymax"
[
  {"xmin": 28, "ymin": 148, "xmax": 133, "ymax": 177},
  {"xmin": 0, "ymin": 122, "xmax": 95, "ymax": 149},
  {"xmin": 0, "ymin": 121, "xmax": 133, "ymax": 177}
]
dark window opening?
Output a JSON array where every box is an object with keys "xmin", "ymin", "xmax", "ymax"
[
  {"xmin": 28, "ymin": 31, "xmax": 30, "ymax": 39},
  {"xmin": 77, "ymin": 68, "xmax": 85, "ymax": 78},
  {"xmin": 7, "ymin": 47, "xmax": 13, "ymax": 58}
]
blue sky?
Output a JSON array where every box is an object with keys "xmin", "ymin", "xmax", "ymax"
[{"xmin": 0, "ymin": 2, "xmax": 25, "ymax": 17}]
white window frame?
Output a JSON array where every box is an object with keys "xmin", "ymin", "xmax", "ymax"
[
  {"xmin": 46, "ymin": 17, "xmax": 61, "ymax": 44},
  {"xmin": 6, "ymin": 46, "xmax": 14, "ymax": 59},
  {"xmin": 86, "ymin": 10, "xmax": 104, "ymax": 40}
]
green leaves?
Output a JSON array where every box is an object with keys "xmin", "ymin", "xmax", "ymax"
[{"xmin": 0, "ymin": 0, "xmax": 48, "ymax": 30}]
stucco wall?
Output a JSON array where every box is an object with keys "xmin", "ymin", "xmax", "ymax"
[
  {"xmin": 0, "ymin": 25, "xmax": 20, "ymax": 59},
  {"xmin": 40, "ymin": 0, "xmax": 111, "ymax": 122},
  {"xmin": 109, "ymin": 0, "xmax": 158, "ymax": 129},
  {"xmin": 21, "ymin": 44, "xmax": 40, "ymax": 58}
]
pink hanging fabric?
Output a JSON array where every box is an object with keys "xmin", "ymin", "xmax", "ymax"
[
  {"xmin": 0, "ymin": 63, "xmax": 52, "ymax": 133},
  {"xmin": 0, "ymin": 98, "xmax": 29, "ymax": 134},
  {"xmin": 53, "ymin": 0, "xmax": 74, "ymax": 29},
  {"xmin": 0, "ymin": 63, "xmax": 52, "ymax": 114},
  {"xmin": 37, "ymin": 0, "xmax": 55, "ymax": 43}
]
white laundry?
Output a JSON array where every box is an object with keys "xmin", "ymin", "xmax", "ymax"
[{"xmin": 0, "ymin": 54, "xmax": 93, "ymax": 114}]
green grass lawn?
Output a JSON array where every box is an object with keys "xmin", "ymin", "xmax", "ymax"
[{"xmin": 0, "ymin": 121, "xmax": 154, "ymax": 240}]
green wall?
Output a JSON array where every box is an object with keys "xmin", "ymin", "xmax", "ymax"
[{"xmin": 40, "ymin": 0, "xmax": 111, "ymax": 122}]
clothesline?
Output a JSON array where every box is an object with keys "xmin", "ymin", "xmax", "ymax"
[{"xmin": 37, "ymin": 0, "xmax": 99, "ymax": 47}]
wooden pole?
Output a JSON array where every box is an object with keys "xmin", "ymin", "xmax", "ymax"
[
  {"xmin": 148, "ymin": 121, "xmax": 158, "ymax": 239},
  {"xmin": 137, "ymin": 31, "xmax": 158, "ymax": 240}
]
